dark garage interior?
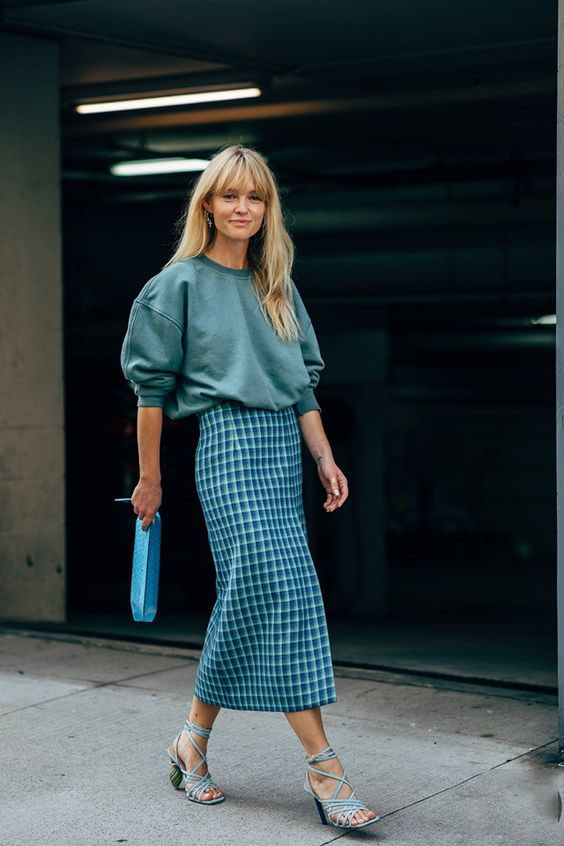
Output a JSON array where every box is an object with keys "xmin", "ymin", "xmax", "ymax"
[{"xmin": 1, "ymin": 1, "xmax": 557, "ymax": 692}]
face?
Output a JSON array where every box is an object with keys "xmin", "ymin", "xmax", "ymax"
[{"xmin": 204, "ymin": 181, "xmax": 265, "ymax": 242}]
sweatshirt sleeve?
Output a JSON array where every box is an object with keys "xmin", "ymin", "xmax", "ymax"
[
  {"xmin": 291, "ymin": 280, "xmax": 325, "ymax": 417},
  {"xmin": 120, "ymin": 299, "xmax": 185, "ymax": 408}
]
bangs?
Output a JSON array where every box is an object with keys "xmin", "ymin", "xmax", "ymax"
[{"xmin": 213, "ymin": 155, "xmax": 271, "ymax": 201}]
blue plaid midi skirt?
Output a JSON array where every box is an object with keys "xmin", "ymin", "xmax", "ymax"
[{"xmin": 192, "ymin": 399, "xmax": 337, "ymax": 712}]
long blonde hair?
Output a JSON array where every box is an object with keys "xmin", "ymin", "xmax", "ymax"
[{"xmin": 163, "ymin": 143, "xmax": 303, "ymax": 343}]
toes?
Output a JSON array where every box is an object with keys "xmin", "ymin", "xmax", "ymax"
[{"xmin": 355, "ymin": 810, "xmax": 376, "ymax": 825}]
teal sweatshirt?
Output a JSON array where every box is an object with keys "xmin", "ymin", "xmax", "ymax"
[{"xmin": 119, "ymin": 253, "xmax": 324, "ymax": 420}]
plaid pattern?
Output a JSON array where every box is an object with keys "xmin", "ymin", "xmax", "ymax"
[{"xmin": 192, "ymin": 399, "xmax": 337, "ymax": 712}]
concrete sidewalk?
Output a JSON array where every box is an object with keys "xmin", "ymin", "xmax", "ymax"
[{"xmin": 0, "ymin": 630, "xmax": 560, "ymax": 845}]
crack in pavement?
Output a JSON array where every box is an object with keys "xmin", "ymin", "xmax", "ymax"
[{"xmin": 0, "ymin": 661, "xmax": 190, "ymax": 718}]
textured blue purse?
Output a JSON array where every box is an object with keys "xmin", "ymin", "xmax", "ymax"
[{"xmin": 114, "ymin": 498, "xmax": 161, "ymax": 622}]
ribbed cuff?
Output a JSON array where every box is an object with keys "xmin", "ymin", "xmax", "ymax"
[
  {"xmin": 135, "ymin": 387, "xmax": 169, "ymax": 408},
  {"xmin": 294, "ymin": 388, "xmax": 321, "ymax": 417}
]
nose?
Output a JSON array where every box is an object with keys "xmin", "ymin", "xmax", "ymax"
[{"xmin": 235, "ymin": 197, "xmax": 249, "ymax": 213}]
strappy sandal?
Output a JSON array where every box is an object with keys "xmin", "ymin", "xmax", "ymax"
[
  {"xmin": 304, "ymin": 745, "xmax": 380, "ymax": 829},
  {"xmin": 167, "ymin": 718, "xmax": 225, "ymax": 804}
]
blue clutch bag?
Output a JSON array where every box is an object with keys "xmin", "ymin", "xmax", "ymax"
[{"xmin": 114, "ymin": 498, "xmax": 161, "ymax": 622}]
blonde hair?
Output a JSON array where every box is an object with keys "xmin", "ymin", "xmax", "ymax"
[{"xmin": 163, "ymin": 143, "xmax": 303, "ymax": 343}]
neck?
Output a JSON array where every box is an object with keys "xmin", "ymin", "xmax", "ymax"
[{"xmin": 204, "ymin": 234, "xmax": 250, "ymax": 270}]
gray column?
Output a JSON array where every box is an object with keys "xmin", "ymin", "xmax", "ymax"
[
  {"xmin": 557, "ymin": 1, "xmax": 564, "ymax": 762},
  {"xmin": 0, "ymin": 32, "xmax": 65, "ymax": 622}
]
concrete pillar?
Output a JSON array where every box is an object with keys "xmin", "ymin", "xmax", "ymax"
[
  {"xmin": 557, "ymin": 0, "xmax": 564, "ymax": 763},
  {"xmin": 0, "ymin": 32, "xmax": 65, "ymax": 622}
]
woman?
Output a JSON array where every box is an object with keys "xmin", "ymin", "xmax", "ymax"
[{"xmin": 119, "ymin": 144, "xmax": 379, "ymax": 830}]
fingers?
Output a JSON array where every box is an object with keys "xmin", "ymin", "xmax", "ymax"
[
  {"xmin": 324, "ymin": 478, "xmax": 339, "ymax": 509},
  {"xmin": 139, "ymin": 514, "xmax": 156, "ymax": 531},
  {"xmin": 131, "ymin": 481, "xmax": 161, "ymax": 530},
  {"xmin": 323, "ymin": 474, "xmax": 349, "ymax": 512},
  {"xmin": 329, "ymin": 476, "xmax": 340, "ymax": 497},
  {"xmin": 328, "ymin": 475, "xmax": 348, "ymax": 499},
  {"xmin": 132, "ymin": 505, "xmax": 156, "ymax": 531}
]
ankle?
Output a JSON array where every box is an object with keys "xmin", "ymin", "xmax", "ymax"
[
  {"xmin": 310, "ymin": 760, "xmax": 339, "ymax": 776},
  {"xmin": 182, "ymin": 732, "xmax": 207, "ymax": 744},
  {"xmin": 179, "ymin": 733, "xmax": 207, "ymax": 754},
  {"xmin": 305, "ymin": 742, "xmax": 333, "ymax": 759}
]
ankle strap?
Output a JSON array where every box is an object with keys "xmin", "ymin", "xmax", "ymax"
[
  {"xmin": 306, "ymin": 745, "xmax": 335, "ymax": 764},
  {"xmin": 184, "ymin": 718, "xmax": 212, "ymax": 739}
]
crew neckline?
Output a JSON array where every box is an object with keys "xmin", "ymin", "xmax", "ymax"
[{"xmin": 193, "ymin": 253, "xmax": 252, "ymax": 278}]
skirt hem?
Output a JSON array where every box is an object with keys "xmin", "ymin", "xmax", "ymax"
[{"xmin": 193, "ymin": 691, "xmax": 338, "ymax": 713}]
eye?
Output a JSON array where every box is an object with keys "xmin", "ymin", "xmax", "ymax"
[{"xmin": 223, "ymin": 193, "xmax": 235, "ymax": 199}]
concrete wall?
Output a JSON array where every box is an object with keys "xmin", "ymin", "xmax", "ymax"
[
  {"xmin": 0, "ymin": 32, "xmax": 65, "ymax": 622},
  {"xmin": 556, "ymin": 0, "xmax": 564, "ymax": 763}
]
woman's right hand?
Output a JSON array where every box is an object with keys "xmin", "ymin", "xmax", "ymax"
[{"xmin": 131, "ymin": 478, "xmax": 162, "ymax": 531}]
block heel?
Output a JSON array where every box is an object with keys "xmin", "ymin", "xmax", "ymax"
[
  {"xmin": 166, "ymin": 718, "xmax": 225, "ymax": 804},
  {"xmin": 169, "ymin": 761, "xmax": 184, "ymax": 790}
]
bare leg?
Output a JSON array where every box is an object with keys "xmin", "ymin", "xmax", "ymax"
[
  {"xmin": 284, "ymin": 706, "xmax": 377, "ymax": 826},
  {"xmin": 175, "ymin": 695, "xmax": 223, "ymax": 800}
]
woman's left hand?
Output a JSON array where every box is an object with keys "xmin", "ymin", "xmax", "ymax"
[{"xmin": 316, "ymin": 455, "xmax": 349, "ymax": 512}]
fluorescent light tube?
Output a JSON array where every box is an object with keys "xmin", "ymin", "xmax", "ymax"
[
  {"xmin": 77, "ymin": 86, "xmax": 261, "ymax": 115},
  {"xmin": 110, "ymin": 158, "xmax": 211, "ymax": 176},
  {"xmin": 531, "ymin": 314, "xmax": 556, "ymax": 325}
]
